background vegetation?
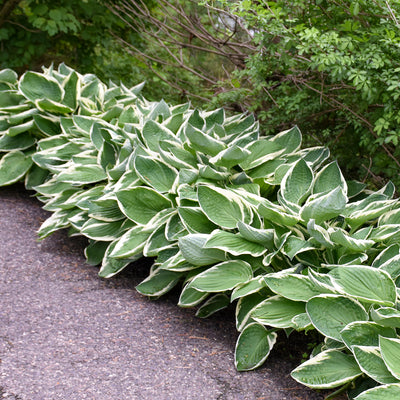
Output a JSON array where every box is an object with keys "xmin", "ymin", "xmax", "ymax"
[{"xmin": 3, "ymin": 0, "xmax": 400, "ymax": 188}]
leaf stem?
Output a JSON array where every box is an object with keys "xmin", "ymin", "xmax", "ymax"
[{"xmin": 324, "ymin": 381, "xmax": 352, "ymax": 400}]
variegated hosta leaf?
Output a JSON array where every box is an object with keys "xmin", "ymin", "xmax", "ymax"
[
  {"xmin": 300, "ymin": 187, "xmax": 347, "ymax": 224},
  {"xmin": 98, "ymin": 240, "xmax": 134, "ymax": 278},
  {"xmin": 231, "ymin": 277, "xmax": 266, "ymax": 302},
  {"xmin": 134, "ymin": 154, "xmax": 177, "ymax": 193},
  {"xmin": 136, "ymin": 268, "xmax": 182, "ymax": 297},
  {"xmin": 178, "ymin": 233, "xmax": 226, "ymax": 266},
  {"xmin": 235, "ymin": 322, "xmax": 277, "ymax": 371},
  {"xmin": 195, "ymin": 293, "xmax": 230, "ymax": 318},
  {"xmin": 354, "ymin": 384, "xmax": 400, "ymax": 400},
  {"xmin": 0, "ymin": 150, "xmax": 33, "ymax": 186},
  {"xmin": 313, "ymin": 161, "xmax": 347, "ymax": 196},
  {"xmin": 306, "ymin": 295, "xmax": 368, "ymax": 341},
  {"xmin": 116, "ymin": 187, "xmax": 172, "ymax": 225},
  {"xmin": 57, "ymin": 164, "xmax": 107, "ymax": 184},
  {"xmin": 19, "ymin": 71, "xmax": 64, "ymax": 103},
  {"xmin": 340, "ymin": 321, "xmax": 397, "ymax": 349},
  {"xmin": 251, "ymin": 295, "xmax": 306, "ymax": 329},
  {"xmin": 264, "ymin": 272, "xmax": 331, "ymax": 302},
  {"xmin": 328, "ymin": 266, "xmax": 396, "ymax": 306},
  {"xmin": 291, "ymin": 349, "xmax": 362, "ymax": 389},
  {"xmin": 197, "ymin": 184, "xmax": 251, "ymax": 229},
  {"xmin": 379, "ymin": 336, "xmax": 400, "ymax": 380},
  {"xmin": 109, "ymin": 225, "xmax": 150, "ymax": 259},
  {"xmin": 371, "ymin": 306, "xmax": 400, "ymax": 328},
  {"xmin": 280, "ymin": 159, "xmax": 313, "ymax": 205},
  {"xmin": 185, "ymin": 123, "xmax": 226, "ymax": 156},
  {"xmin": 178, "ymin": 283, "xmax": 209, "ymax": 308},
  {"xmin": 329, "ymin": 228, "xmax": 375, "ymax": 252},
  {"xmin": 234, "ymin": 293, "xmax": 265, "ymax": 333},
  {"xmin": 258, "ymin": 198, "xmax": 299, "ymax": 226},
  {"xmin": 189, "ymin": 260, "xmax": 253, "ymax": 292},
  {"xmin": 204, "ymin": 230, "xmax": 266, "ymax": 257},
  {"xmin": 352, "ymin": 345, "xmax": 398, "ymax": 384}
]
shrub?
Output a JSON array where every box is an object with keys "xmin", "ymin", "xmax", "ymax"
[
  {"xmin": 206, "ymin": 0, "xmax": 400, "ymax": 187},
  {"xmin": 1, "ymin": 65, "xmax": 400, "ymax": 398}
]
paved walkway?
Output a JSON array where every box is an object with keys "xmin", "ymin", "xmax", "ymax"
[{"xmin": 0, "ymin": 185, "xmax": 326, "ymax": 400}]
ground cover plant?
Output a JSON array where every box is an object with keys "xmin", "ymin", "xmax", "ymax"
[{"xmin": 1, "ymin": 65, "xmax": 400, "ymax": 399}]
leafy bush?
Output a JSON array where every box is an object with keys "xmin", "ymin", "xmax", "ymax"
[
  {"xmin": 206, "ymin": 0, "xmax": 400, "ymax": 187},
  {"xmin": 2, "ymin": 65, "xmax": 400, "ymax": 399}
]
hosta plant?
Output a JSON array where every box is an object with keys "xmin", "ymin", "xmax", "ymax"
[{"xmin": 1, "ymin": 65, "xmax": 400, "ymax": 399}]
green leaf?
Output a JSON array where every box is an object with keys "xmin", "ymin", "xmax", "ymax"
[
  {"xmin": 204, "ymin": 230, "xmax": 266, "ymax": 256},
  {"xmin": 143, "ymin": 224, "xmax": 173, "ymax": 257},
  {"xmin": 109, "ymin": 225, "xmax": 150, "ymax": 259},
  {"xmin": 116, "ymin": 187, "xmax": 172, "ymax": 224},
  {"xmin": 189, "ymin": 260, "xmax": 253, "ymax": 292},
  {"xmin": 80, "ymin": 219, "xmax": 124, "ymax": 241},
  {"xmin": 62, "ymin": 71, "xmax": 79, "ymax": 110},
  {"xmin": 88, "ymin": 199, "xmax": 125, "ymax": 222},
  {"xmin": 272, "ymin": 126, "xmax": 302, "ymax": 153},
  {"xmin": 306, "ymin": 295, "xmax": 368, "ymax": 341},
  {"xmin": 239, "ymin": 139, "xmax": 284, "ymax": 170},
  {"xmin": 341, "ymin": 321, "xmax": 397, "ymax": 349},
  {"xmin": 35, "ymin": 98, "xmax": 74, "ymax": 114},
  {"xmin": 33, "ymin": 114, "xmax": 61, "ymax": 136},
  {"xmin": 329, "ymin": 228, "xmax": 374, "ymax": 252},
  {"xmin": 98, "ymin": 240, "xmax": 133, "ymax": 278},
  {"xmin": 329, "ymin": 266, "xmax": 396, "ymax": 306},
  {"xmin": 300, "ymin": 187, "xmax": 347, "ymax": 224},
  {"xmin": 195, "ymin": 293, "xmax": 230, "ymax": 318},
  {"xmin": 237, "ymin": 221, "xmax": 274, "ymax": 247},
  {"xmin": 179, "ymin": 233, "xmax": 226, "ymax": 266},
  {"xmin": 236, "ymin": 292, "xmax": 265, "ymax": 331},
  {"xmin": 280, "ymin": 159, "xmax": 313, "ymax": 204},
  {"xmin": 252, "ymin": 295, "xmax": 306, "ymax": 328},
  {"xmin": 178, "ymin": 206, "xmax": 218, "ymax": 233},
  {"xmin": 84, "ymin": 241, "xmax": 109, "ymax": 266},
  {"xmin": 235, "ymin": 323, "xmax": 277, "ymax": 371},
  {"xmin": 0, "ymin": 69, "xmax": 18, "ymax": 84},
  {"xmin": 136, "ymin": 268, "xmax": 182, "ymax": 297},
  {"xmin": 264, "ymin": 272, "xmax": 330, "ymax": 302},
  {"xmin": 134, "ymin": 155, "xmax": 177, "ymax": 193},
  {"xmin": 258, "ymin": 198, "xmax": 299, "ymax": 226},
  {"xmin": 353, "ymin": 346, "xmax": 398, "ymax": 384},
  {"xmin": 7, "ymin": 119, "xmax": 35, "ymax": 137},
  {"xmin": 379, "ymin": 336, "xmax": 400, "ymax": 380},
  {"xmin": 0, "ymin": 133, "xmax": 35, "ymax": 151},
  {"xmin": 313, "ymin": 161, "xmax": 347, "ymax": 195},
  {"xmin": 354, "ymin": 384, "xmax": 400, "ymax": 400},
  {"xmin": 231, "ymin": 277, "xmax": 266, "ymax": 302},
  {"xmin": 371, "ymin": 307, "xmax": 400, "ymax": 328},
  {"xmin": 0, "ymin": 151, "xmax": 33, "ymax": 186},
  {"xmin": 19, "ymin": 71, "xmax": 63, "ymax": 102},
  {"xmin": 282, "ymin": 236, "xmax": 317, "ymax": 259},
  {"xmin": 291, "ymin": 350, "xmax": 362, "ymax": 389},
  {"xmin": 185, "ymin": 123, "xmax": 225, "ymax": 156},
  {"xmin": 197, "ymin": 185, "xmax": 249, "ymax": 229},
  {"xmin": 346, "ymin": 199, "xmax": 396, "ymax": 230},
  {"xmin": 209, "ymin": 145, "xmax": 251, "ymax": 168},
  {"xmin": 178, "ymin": 283, "xmax": 209, "ymax": 307},
  {"xmin": 57, "ymin": 164, "xmax": 107, "ymax": 184}
]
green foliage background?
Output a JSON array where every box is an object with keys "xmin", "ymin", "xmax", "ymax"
[
  {"xmin": 5, "ymin": 0, "xmax": 400, "ymax": 188},
  {"xmin": 208, "ymin": 0, "xmax": 400, "ymax": 187}
]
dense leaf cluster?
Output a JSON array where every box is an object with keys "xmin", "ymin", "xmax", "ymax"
[{"xmin": 2, "ymin": 65, "xmax": 400, "ymax": 399}]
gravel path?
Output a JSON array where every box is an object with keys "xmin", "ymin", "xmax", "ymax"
[{"xmin": 0, "ymin": 185, "xmax": 327, "ymax": 400}]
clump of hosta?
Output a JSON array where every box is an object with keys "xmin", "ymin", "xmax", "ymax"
[{"xmin": 1, "ymin": 65, "xmax": 400, "ymax": 399}]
